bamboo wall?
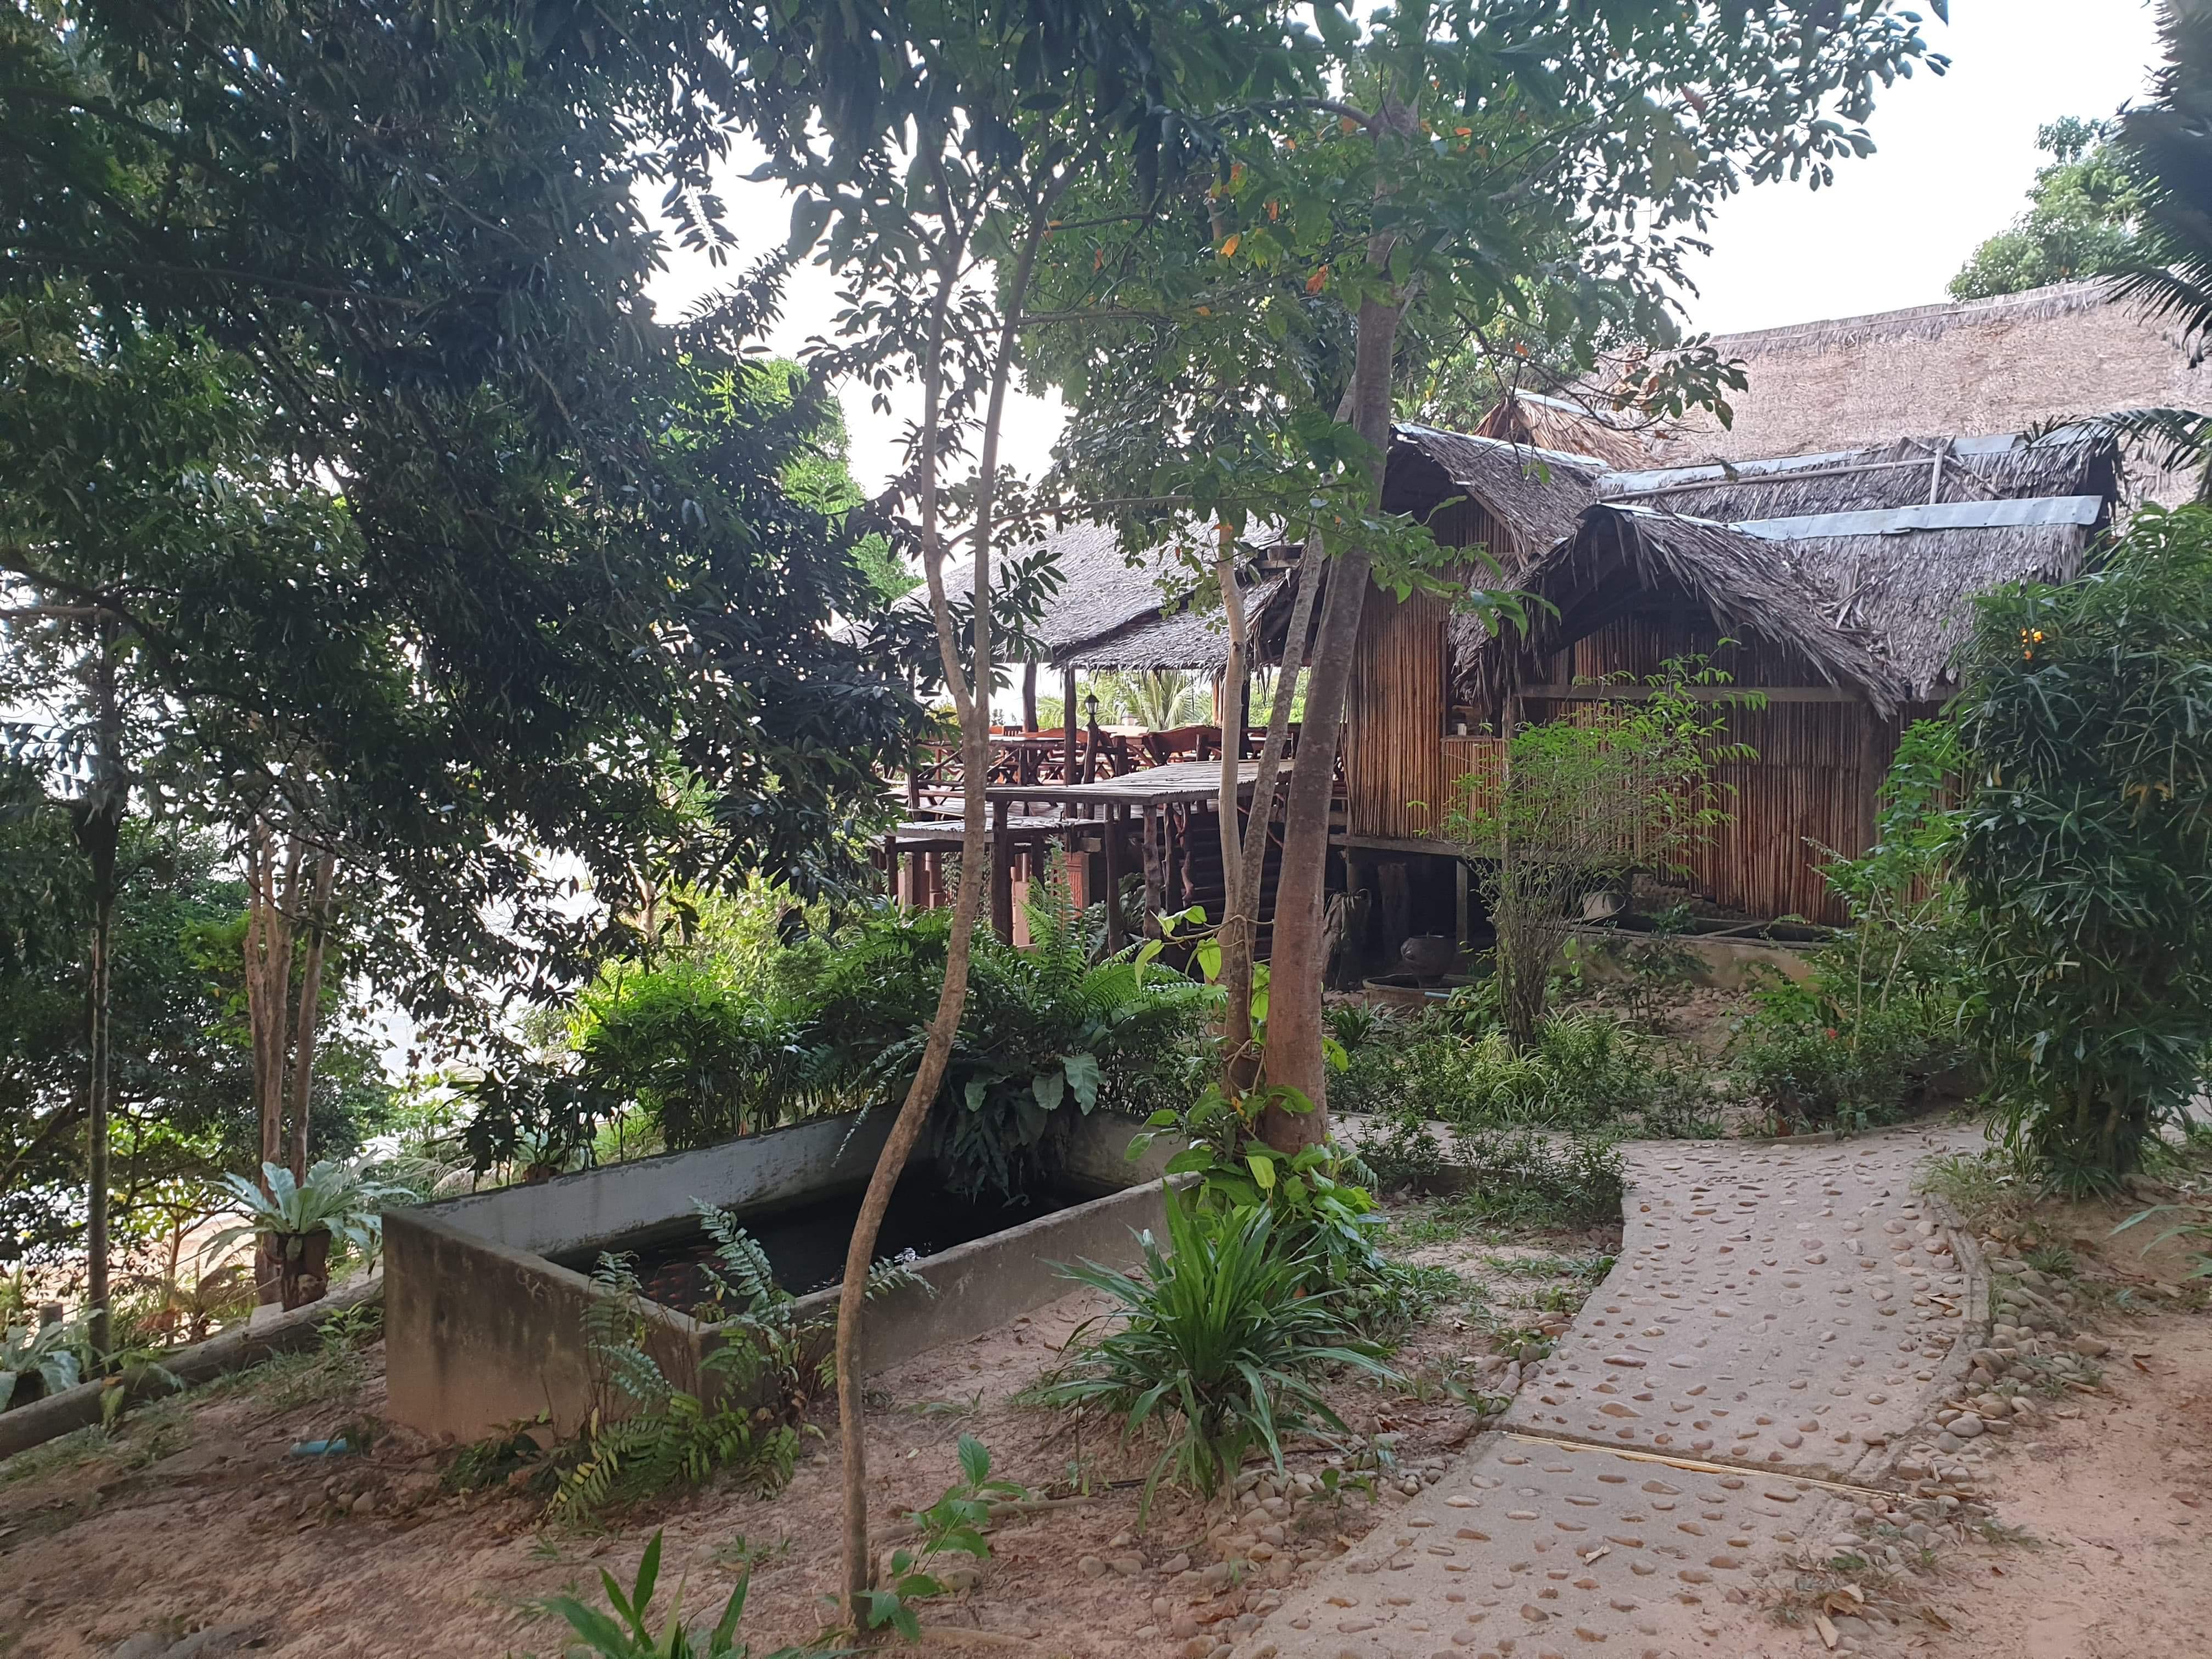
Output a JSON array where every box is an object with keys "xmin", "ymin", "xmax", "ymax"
[
  {"xmin": 1342, "ymin": 499, "xmax": 1511, "ymax": 843},
  {"xmin": 1533, "ymin": 613, "xmax": 1894, "ymax": 926}
]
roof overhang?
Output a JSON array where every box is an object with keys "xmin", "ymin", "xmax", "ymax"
[{"xmin": 1731, "ymin": 494, "xmax": 2107, "ymax": 540}]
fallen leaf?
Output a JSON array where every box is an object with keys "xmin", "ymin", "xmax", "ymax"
[
  {"xmin": 1918, "ymin": 1606, "xmax": 1954, "ymax": 1632},
  {"xmin": 1815, "ymin": 1612, "xmax": 1840, "ymax": 1650},
  {"xmin": 2135, "ymin": 1357, "xmax": 2152, "ymax": 1373},
  {"xmin": 1581, "ymin": 1547, "xmax": 1609, "ymax": 1565}
]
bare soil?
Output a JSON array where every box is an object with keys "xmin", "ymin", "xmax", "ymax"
[{"xmin": 0, "ymin": 1212, "xmax": 1613, "ymax": 1659}]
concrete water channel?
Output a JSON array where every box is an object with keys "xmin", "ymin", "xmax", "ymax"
[{"xmin": 383, "ymin": 1109, "xmax": 1174, "ymax": 1442}]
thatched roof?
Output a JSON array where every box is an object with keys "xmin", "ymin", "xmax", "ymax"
[
  {"xmin": 1471, "ymin": 391, "xmax": 1654, "ymax": 471},
  {"xmin": 1598, "ymin": 432, "xmax": 2120, "ymax": 524},
  {"xmin": 1743, "ymin": 512, "xmax": 2098, "ymax": 699},
  {"xmin": 1641, "ymin": 280, "xmax": 2212, "ymax": 507},
  {"xmin": 1455, "ymin": 505, "xmax": 1910, "ymax": 716},
  {"xmin": 1387, "ymin": 424, "xmax": 1611, "ymax": 557},
  {"xmin": 1058, "ymin": 572, "xmax": 1298, "ymax": 672},
  {"xmin": 908, "ymin": 520, "xmax": 1183, "ymax": 659}
]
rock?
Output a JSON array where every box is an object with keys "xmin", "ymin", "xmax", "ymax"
[
  {"xmin": 1077, "ymin": 1555, "xmax": 1108, "ymax": 1580},
  {"xmin": 2071, "ymin": 1335, "xmax": 2111, "ymax": 1358},
  {"xmin": 1108, "ymin": 1553, "xmax": 1144, "ymax": 1577},
  {"xmin": 1160, "ymin": 1553, "xmax": 1192, "ymax": 1576},
  {"xmin": 936, "ymin": 1564, "xmax": 982, "ymax": 1594},
  {"xmin": 1181, "ymin": 1639, "xmax": 1212, "ymax": 1659},
  {"xmin": 1950, "ymin": 1414, "xmax": 1985, "ymax": 1439}
]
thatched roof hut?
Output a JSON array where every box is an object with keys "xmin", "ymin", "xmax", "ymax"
[
  {"xmin": 1455, "ymin": 504, "xmax": 1910, "ymax": 716},
  {"xmin": 907, "ymin": 520, "xmax": 1182, "ymax": 661},
  {"xmin": 1386, "ymin": 424, "xmax": 1612, "ymax": 560}
]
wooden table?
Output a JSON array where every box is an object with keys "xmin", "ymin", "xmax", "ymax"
[{"xmin": 981, "ymin": 761, "xmax": 1289, "ymax": 949}]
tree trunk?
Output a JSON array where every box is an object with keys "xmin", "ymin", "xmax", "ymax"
[
  {"xmin": 837, "ymin": 180, "xmax": 1060, "ymax": 1628},
  {"xmin": 284, "ymin": 847, "xmax": 339, "ymax": 1183},
  {"xmin": 76, "ymin": 616, "xmax": 123, "ymax": 1359},
  {"xmin": 242, "ymin": 820, "xmax": 300, "ymax": 1303},
  {"xmin": 1255, "ymin": 99, "xmax": 1415, "ymax": 1146}
]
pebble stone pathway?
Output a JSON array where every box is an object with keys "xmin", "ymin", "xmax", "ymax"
[{"xmin": 1234, "ymin": 1122, "xmax": 1989, "ymax": 1659}]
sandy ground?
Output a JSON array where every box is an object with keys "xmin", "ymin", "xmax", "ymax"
[{"xmin": 0, "ymin": 1215, "xmax": 1616, "ymax": 1659}]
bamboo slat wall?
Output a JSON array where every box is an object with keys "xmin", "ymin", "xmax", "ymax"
[
  {"xmin": 1534, "ymin": 612, "xmax": 1897, "ymax": 925},
  {"xmin": 1344, "ymin": 499, "xmax": 1514, "ymax": 842}
]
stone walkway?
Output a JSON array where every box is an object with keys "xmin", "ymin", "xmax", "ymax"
[{"xmin": 1235, "ymin": 1122, "xmax": 1988, "ymax": 1659}]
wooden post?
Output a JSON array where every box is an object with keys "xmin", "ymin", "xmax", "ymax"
[
  {"xmin": 1140, "ymin": 803, "xmax": 1164, "ymax": 934},
  {"xmin": 1022, "ymin": 661, "xmax": 1039, "ymax": 732},
  {"xmin": 1062, "ymin": 665, "xmax": 1078, "ymax": 783},
  {"xmin": 1238, "ymin": 670, "xmax": 1253, "ymax": 759},
  {"xmin": 1102, "ymin": 803, "xmax": 1125, "ymax": 953},
  {"xmin": 991, "ymin": 798, "xmax": 1014, "ymax": 941}
]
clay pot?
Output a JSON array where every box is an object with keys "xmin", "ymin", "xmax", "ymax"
[
  {"xmin": 1399, "ymin": 934, "xmax": 1457, "ymax": 978},
  {"xmin": 266, "ymin": 1228, "xmax": 333, "ymax": 1311}
]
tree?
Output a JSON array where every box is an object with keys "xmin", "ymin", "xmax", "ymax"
[
  {"xmin": 721, "ymin": 0, "xmax": 1312, "ymax": 1623},
  {"xmin": 1952, "ymin": 504, "xmax": 2212, "ymax": 1190},
  {"xmin": 0, "ymin": 819, "xmax": 394, "ymax": 1276},
  {"xmin": 1443, "ymin": 661, "xmax": 1755, "ymax": 1049},
  {"xmin": 1949, "ymin": 117, "xmax": 2143, "ymax": 301},
  {"xmin": 1026, "ymin": 0, "xmax": 1948, "ymax": 1138}
]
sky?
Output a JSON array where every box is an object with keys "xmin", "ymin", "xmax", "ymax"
[{"xmin": 648, "ymin": 1, "xmax": 2168, "ymax": 495}]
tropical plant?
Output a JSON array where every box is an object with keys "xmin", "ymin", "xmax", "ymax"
[
  {"xmin": 1951, "ymin": 505, "xmax": 2212, "ymax": 1189},
  {"xmin": 540, "ymin": 1527, "xmax": 849, "ymax": 1659},
  {"xmin": 1445, "ymin": 656, "xmax": 1759, "ymax": 1048},
  {"xmin": 1, "ymin": 1311, "xmax": 86, "ymax": 1410},
  {"xmin": 1030, "ymin": 1199, "xmax": 1394, "ymax": 1515},
  {"xmin": 856, "ymin": 1435, "xmax": 1025, "ymax": 1640},
  {"xmin": 201, "ymin": 1159, "xmax": 409, "ymax": 1263},
  {"xmin": 805, "ymin": 870, "xmax": 1218, "ymax": 1199}
]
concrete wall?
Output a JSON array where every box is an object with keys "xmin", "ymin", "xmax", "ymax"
[
  {"xmin": 383, "ymin": 1207, "xmax": 716, "ymax": 1442},
  {"xmin": 420, "ymin": 1111, "xmax": 895, "ymax": 1259},
  {"xmin": 383, "ymin": 1110, "xmax": 1176, "ymax": 1444}
]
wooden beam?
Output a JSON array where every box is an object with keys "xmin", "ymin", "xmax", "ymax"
[
  {"xmin": 990, "ymin": 798, "xmax": 1014, "ymax": 941},
  {"xmin": 1520, "ymin": 684, "xmax": 1867, "ymax": 704}
]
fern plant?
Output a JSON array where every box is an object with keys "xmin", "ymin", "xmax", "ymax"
[{"xmin": 546, "ymin": 1202, "xmax": 928, "ymax": 1523}]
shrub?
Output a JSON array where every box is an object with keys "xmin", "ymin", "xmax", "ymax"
[
  {"xmin": 1446, "ymin": 1131, "xmax": 1627, "ymax": 1231},
  {"xmin": 1446, "ymin": 655, "xmax": 1755, "ymax": 1047},
  {"xmin": 1951, "ymin": 505, "xmax": 2212, "ymax": 1189},
  {"xmin": 1335, "ymin": 1010, "xmax": 1719, "ymax": 1138},
  {"xmin": 1728, "ymin": 986, "xmax": 1967, "ymax": 1135},
  {"xmin": 1026, "ymin": 1200, "xmax": 1395, "ymax": 1514}
]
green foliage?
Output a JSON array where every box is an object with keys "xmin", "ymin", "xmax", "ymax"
[
  {"xmin": 544, "ymin": 1245, "xmax": 805, "ymax": 1527},
  {"xmin": 1446, "ymin": 656, "xmax": 1758, "ymax": 1047},
  {"xmin": 1, "ymin": 1311, "xmax": 86, "ymax": 1411},
  {"xmin": 1, "ymin": 822, "xmax": 396, "ymax": 1267},
  {"xmin": 200, "ymin": 1158, "xmax": 410, "ymax": 1262},
  {"xmin": 1446, "ymin": 1132, "xmax": 1627, "ymax": 1233},
  {"xmin": 1129, "ymin": 1082, "xmax": 1439, "ymax": 1331},
  {"xmin": 857, "ymin": 1435, "xmax": 1025, "ymax": 1640},
  {"xmin": 572, "ymin": 963, "xmax": 829, "ymax": 1153},
  {"xmin": 539, "ymin": 1528, "xmax": 847, "ymax": 1659},
  {"xmin": 1027, "ymin": 1201, "xmax": 1394, "ymax": 1516},
  {"xmin": 545, "ymin": 1203, "xmax": 926, "ymax": 1523},
  {"xmin": 1335, "ymin": 1010, "xmax": 1720, "ymax": 1139},
  {"xmin": 1951, "ymin": 505, "xmax": 2212, "ymax": 1189},
  {"xmin": 471, "ymin": 860, "xmax": 1218, "ymax": 1195},
  {"xmin": 1951, "ymin": 117, "xmax": 2144, "ymax": 300},
  {"xmin": 1728, "ymin": 991, "xmax": 1962, "ymax": 1136}
]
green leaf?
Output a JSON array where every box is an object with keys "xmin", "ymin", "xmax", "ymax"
[
  {"xmin": 958, "ymin": 1432, "xmax": 992, "ymax": 1488},
  {"xmin": 1032, "ymin": 1068, "xmax": 1066, "ymax": 1111},
  {"xmin": 787, "ymin": 193, "xmax": 831, "ymax": 257},
  {"xmin": 1062, "ymin": 1051, "xmax": 1102, "ymax": 1109},
  {"xmin": 1246, "ymin": 1152, "xmax": 1276, "ymax": 1193}
]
